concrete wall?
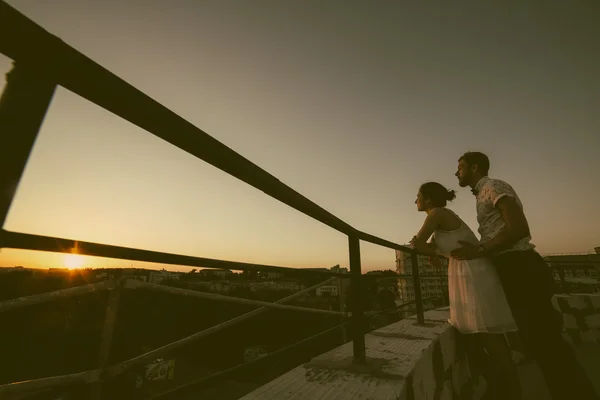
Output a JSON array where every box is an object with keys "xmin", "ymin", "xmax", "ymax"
[
  {"xmin": 240, "ymin": 307, "xmax": 488, "ymax": 400},
  {"xmin": 553, "ymin": 293, "xmax": 600, "ymax": 345},
  {"xmin": 402, "ymin": 309, "xmax": 486, "ymax": 399}
]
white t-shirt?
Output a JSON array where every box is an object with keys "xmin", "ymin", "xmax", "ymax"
[{"xmin": 473, "ymin": 176, "xmax": 535, "ymax": 255}]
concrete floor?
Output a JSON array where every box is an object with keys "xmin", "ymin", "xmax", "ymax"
[{"xmin": 519, "ymin": 344, "xmax": 600, "ymax": 399}]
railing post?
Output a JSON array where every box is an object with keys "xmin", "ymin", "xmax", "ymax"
[
  {"xmin": 410, "ymin": 251, "xmax": 425, "ymax": 324},
  {"xmin": 0, "ymin": 61, "xmax": 56, "ymax": 228},
  {"xmin": 348, "ymin": 235, "xmax": 366, "ymax": 364},
  {"xmin": 89, "ymin": 277, "xmax": 123, "ymax": 399},
  {"xmin": 338, "ymin": 277, "xmax": 348, "ymax": 343}
]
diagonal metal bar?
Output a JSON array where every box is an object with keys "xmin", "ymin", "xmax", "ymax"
[
  {"xmin": 147, "ymin": 321, "xmax": 350, "ymax": 399},
  {"xmin": 0, "ymin": 230, "xmax": 346, "ymax": 277},
  {"xmin": 105, "ymin": 277, "xmax": 339, "ymax": 378},
  {"xmin": 0, "ymin": 369, "xmax": 100, "ymax": 398},
  {"xmin": 0, "ymin": 280, "xmax": 115, "ymax": 313},
  {"xmin": 0, "ymin": 61, "xmax": 57, "ymax": 228},
  {"xmin": 124, "ymin": 279, "xmax": 347, "ymax": 317}
]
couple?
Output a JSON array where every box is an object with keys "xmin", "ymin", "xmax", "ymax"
[{"xmin": 410, "ymin": 152, "xmax": 597, "ymax": 400}]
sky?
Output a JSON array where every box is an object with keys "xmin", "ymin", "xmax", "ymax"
[{"xmin": 1, "ymin": 1, "xmax": 599, "ymax": 272}]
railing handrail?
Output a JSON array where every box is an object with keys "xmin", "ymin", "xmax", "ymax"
[
  {"xmin": 0, "ymin": 3, "xmax": 416, "ymax": 257},
  {"xmin": 0, "ymin": 3, "xmax": 429, "ymax": 398},
  {"xmin": 0, "ymin": 3, "xmax": 355, "ymax": 237},
  {"xmin": 0, "ymin": 229, "xmax": 348, "ymax": 277}
]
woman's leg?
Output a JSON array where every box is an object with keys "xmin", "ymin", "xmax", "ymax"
[{"xmin": 481, "ymin": 333, "xmax": 522, "ymax": 400}]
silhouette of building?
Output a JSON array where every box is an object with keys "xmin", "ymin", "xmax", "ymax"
[
  {"xmin": 544, "ymin": 249, "xmax": 600, "ymax": 292},
  {"xmin": 149, "ymin": 270, "xmax": 180, "ymax": 285},
  {"xmin": 316, "ymin": 285, "xmax": 339, "ymax": 297},
  {"xmin": 199, "ymin": 269, "xmax": 235, "ymax": 279},
  {"xmin": 395, "ymin": 250, "xmax": 449, "ymax": 304}
]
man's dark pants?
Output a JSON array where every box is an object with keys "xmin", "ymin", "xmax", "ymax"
[{"xmin": 493, "ymin": 250, "xmax": 598, "ymax": 400}]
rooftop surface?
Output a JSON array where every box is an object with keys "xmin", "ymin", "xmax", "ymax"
[
  {"xmin": 237, "ymin": 307, "xmax": 600, "ymax": 400},
  {"xmin": 520, "ymin": 344, "xmax": 600, "ymax": 399}
]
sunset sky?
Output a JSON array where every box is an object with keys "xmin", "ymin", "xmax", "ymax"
[{"xmin": 1, "ymin": 1, "xmax": 599, "ymax": 272}]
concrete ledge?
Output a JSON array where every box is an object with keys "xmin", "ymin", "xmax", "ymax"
[{"xmin": 239, "ymin": 307, "xmax": 485, "ymax": 400}]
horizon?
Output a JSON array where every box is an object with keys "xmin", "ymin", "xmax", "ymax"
[{"xmin": 1, "ymin": 1, "xmax": 599, "ymax": 272}]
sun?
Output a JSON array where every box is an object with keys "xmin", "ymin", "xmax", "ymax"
[{"xmin": 64, "ymin": 254, "xmax": 85, "ymax": 269}]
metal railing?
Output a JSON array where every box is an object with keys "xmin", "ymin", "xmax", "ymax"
[{"xmin": 0, "ymin": 3, "xmax": 435, "ymax": 398}]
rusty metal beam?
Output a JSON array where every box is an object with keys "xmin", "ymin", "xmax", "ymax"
[
  {"xmin": 105, "ymin": 277, "xmax": 338, "ymax": 378},
  {"xmin": 147, "ymin": 322, "xmax": 350, "ymax": 399},
  {"xmin": 0, "ymin": 369, "xmax": 100, "ymax": 398},
  {"xmin": 124, "ymin": 279, "xmax": 347, "ymax": 317},
  {"xmin": 0, "ymin": 279, "xmax": 114, "ymax": 313}
]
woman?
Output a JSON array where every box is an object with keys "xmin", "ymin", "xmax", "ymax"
[{"xmin": 410, "ymin": 182, "xmax": 521, "ymax": 400}]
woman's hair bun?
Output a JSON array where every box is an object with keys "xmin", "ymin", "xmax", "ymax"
[{"xmin": 446, "ymin": 189, "xmax": 457, "ymax": 201}]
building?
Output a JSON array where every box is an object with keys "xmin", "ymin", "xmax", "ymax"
[
  {"xmin": 129, "ymin": 275, "xmax": 148, "ymax": 283},
  {"xmin": 0, "ymin": 266, "xmax": 29, "ymax": 273},
  {"xmin": 330, "ymin": 265, "xmax": 349, "ymax": 274},
  {"xmin": 543, "ymin": 248, "xmax": 600, "ymax": 293},
  {"xmin": 316, "ymin": 285, "xmax": 339, "ymax": 297},
  {"xmin": 149, "ymin": 270, "xmax": 180, "ymax": 285},
  {"xmin": 395, "ymin": 250, "xmax": 449, "ymax": 305},
  {"xmin": 266, "ymin": 272, "xmax": 285, "ymax": 280},
  {"xmin": 304, "ymin": 268, "xmax": 330, "ymax": 273},
  {"xmin": 95, "ymin": 272, "xmax": 110, "ymax": 281},
  {"xmin": 48, "ymin": 268, "xmax": 69, "ymax": 274},
  {"xmin": 199, "ymin": 269, "xmax": 235, "ymax": 279}
]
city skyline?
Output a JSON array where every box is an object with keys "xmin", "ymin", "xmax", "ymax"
[{"xmin": 1, "ymin": 1, "xmax": 599, "ymax": 272}]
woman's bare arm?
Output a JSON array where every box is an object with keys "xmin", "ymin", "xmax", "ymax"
[{"xmin": 411, "ymin": 209, "xmax": 441, "ymax": 256}]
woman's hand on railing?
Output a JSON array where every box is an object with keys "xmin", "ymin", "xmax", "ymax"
[
  {"xmin": 410, "ymin": 236, "xmax": 438, "ymax": 256},
  {"xmin": 409, "ymin": 236, "xmax": 417, "ymax": 248}
]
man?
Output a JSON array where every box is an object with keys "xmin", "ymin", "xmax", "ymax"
[{"xmin": 451, "ymin": 151, "xmax": 598, "ymax": 400}]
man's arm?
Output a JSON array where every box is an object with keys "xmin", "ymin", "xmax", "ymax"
[
  {"xmin": 452, "ymin": 182, "xmax": 531, "ymax": 260},
  {"xmin": 480, "ymin": 196, "xmax": 530, "ymax": 255}
]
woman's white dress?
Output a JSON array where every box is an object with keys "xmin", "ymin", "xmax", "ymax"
[{"xmin": 433, "ymin": 209, "xmax": 518, "ymax": 334}]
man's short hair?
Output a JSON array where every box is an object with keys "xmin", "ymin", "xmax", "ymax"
[{"xmin": 459, "ymin": 152, "xmax": 490, "ymax": 175}]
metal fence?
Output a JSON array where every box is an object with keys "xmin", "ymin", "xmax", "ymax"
[{"xmin": 0, "ymin": 3, "xmax": 434, "ymax": 398}]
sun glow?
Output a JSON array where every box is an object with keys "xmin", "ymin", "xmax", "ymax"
[{"xmin": 64, "ymin": 253, "xmax": 85, "ymax": 269}]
